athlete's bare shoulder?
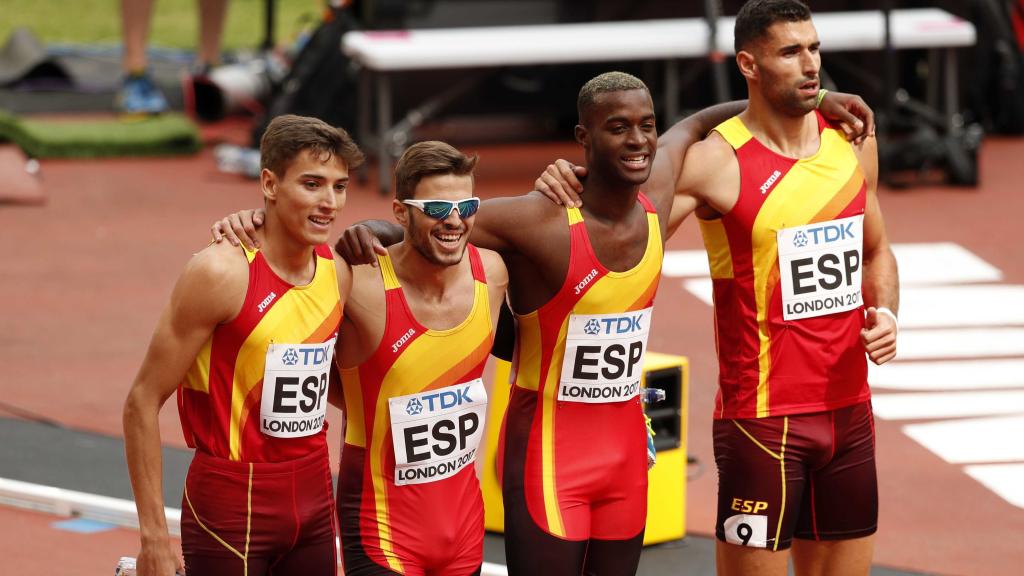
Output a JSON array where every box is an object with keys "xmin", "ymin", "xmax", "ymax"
[
  {"xmin": 473, "ymin": 191, "xmax": 566, "ymax": 253},
  {"xmin": 175, "ymin": 239, "xmax": 249, "ymax": 324},
  {"xmin": 476, "ymin": 247, "xmax": 509, "ymax": 291},
  {"xmin": 678, "ymin": 132, "xmax": 736, "ymax": 194}
]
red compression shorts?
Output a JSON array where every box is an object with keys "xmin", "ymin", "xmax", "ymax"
[
  {"xmin": 180, "ymin": 447, "xmax": 337, "ymax": 575},
  {"xmin": 713, "ymin": 400, "xmax": 878, "ymax": 551}
]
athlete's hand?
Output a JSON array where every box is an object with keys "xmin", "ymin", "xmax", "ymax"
[
  {"xmin": 861, "ymin": 307, "xmax": 897, "ymax": 365},
  {"xmin": 534, "ymin": 159, "xmax": 587, "ymax": 208},
  {"xmin": 211, "ymin": 209, "xmax": 264, "ymax": 250},
  {"xmin": 136, "ymin": 539, "xmax": 185, "ymax": 576},
  {"xmin": 334, "ymin": 223, "xmax": 387, "ymax": 268},
  {"xmin": 819, "ymin": 91, "xmax": 875, "ymax": 146}
]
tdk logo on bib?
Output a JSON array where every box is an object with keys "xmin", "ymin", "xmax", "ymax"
[
  {"xmin": 777, "ymin": 215, "xmax": 864, "ymax": 321},
  {"xmin": 796, "ymin": 221, "xmax": 857, "ymax": 247},
  {"xmin": 558, "ymin": 307, "xmax": 653, "ymax": 403},
  {"xmin": 389, "ymin": 380, "xmax": 487, "ymax": 486},
  {"xmin": 260, "ymin": 337, "xmax": 336, "ymax": 438},
  {"xmin": 282, "ymin": 348, "xmax": 299, "ymax": 366},
  {"xmin": 405, "ymin": 397, "xmax": 423, "ymax": 416}
]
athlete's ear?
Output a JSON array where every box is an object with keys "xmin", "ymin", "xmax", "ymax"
[
  {"xmin": 736, "ymin": 49, "xmax": 757, "ymax": 81},
  {"xmin": 574, "ymin": 124, "xmax": 588, "ymax": 147},
  {"xmin": 393, "ymin": 198, "xmax": 410, "ymax": 226},
  {"xmin": 261, "ymin": 168, "xmax": 277, "ymax": 202}
]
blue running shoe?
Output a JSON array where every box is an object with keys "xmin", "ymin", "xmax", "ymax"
[{"xmin": 115, "ymin": 73, "xmax": 168, "ymax": 114}]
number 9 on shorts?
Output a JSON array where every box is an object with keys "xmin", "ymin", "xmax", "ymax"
[{"xmin": 723, "ymin": 514, "xmax": 769, "ymax": 548}]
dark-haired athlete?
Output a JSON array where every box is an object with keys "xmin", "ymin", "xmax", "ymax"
[
  {"xmin": 535, "ymin": 2, "xmax": 898, "ymax": 575},
  {"xmin": 125, "ymin": 115, "xmax": 363, "ymax": 576}
]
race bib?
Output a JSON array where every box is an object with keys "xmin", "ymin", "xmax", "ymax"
[
  {"xmin": 558, "ymin": 307, "xmax": 652, "ymax": 403},
  {"xmin": 389, "ymin": 379, "xmax": 487, "ymax": 486},
  {"xmin": 777, "ymin": 215, "xmax": 863, "ymax": 321},
  {"xmin": 260, "ymin": 337, "xmax": 335, "ymax": 438},
  {"xmin": 723, "ymin": 514, "xmax": 770, "ymax": 548}
]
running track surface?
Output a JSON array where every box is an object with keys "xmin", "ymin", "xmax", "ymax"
[{"xmin": 2, "ymin": 135, "xmax": 1023, "ymax": 574}]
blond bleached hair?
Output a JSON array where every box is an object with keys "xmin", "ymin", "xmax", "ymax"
[{"xmin": 576, "ymin": 71, "xmax": 649, "ymax": 123}]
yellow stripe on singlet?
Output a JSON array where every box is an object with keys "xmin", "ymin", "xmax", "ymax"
[
  {"xmin": 747, "ymin": 129, "xmax": 860, "ymax": 417},
  {"xmin": 366, "ymin": 252, "xmax": 491, "ymax": 572},
  {"xmin": 228, "ymin": 253, "xmax": 340, "ymax": 460}
]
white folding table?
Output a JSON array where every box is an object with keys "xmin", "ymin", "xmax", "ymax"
[{"xmin": 342, "ymin": 8, "xmax": 976, "ymax": 192}]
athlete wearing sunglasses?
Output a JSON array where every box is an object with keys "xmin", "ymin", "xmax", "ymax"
[{"xmin": 402, "ymin": 197, "xmax": 481, "ymax": 220}]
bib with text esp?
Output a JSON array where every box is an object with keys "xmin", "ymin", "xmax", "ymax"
[
  {"xmin": 558, "ymin": 307, "xmax": 653, "ymax": 403},
  {"xmin": 260, "ymin": 337, "xmax": 335, "ymax": 438},
  {"xmin": 389, "ymin": 379, "xmax": 487, "ymax": 486},
  {"xmin": 777, "ymin": 215, "xmax": 863, "ymax": 321}
]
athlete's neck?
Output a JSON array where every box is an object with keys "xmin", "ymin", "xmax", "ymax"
[
  {"xmin": 389, "ymin": 241, "xmax": 465, "ymax": 301},
  {"xmin": 741, "ymin": 94, "xmax": 820, "ymax": 159},
  {"xmin": 260, "ymin": 214, "xmax": 317, "ymax": 285},
  {"xmin": 578, "ymin": 173, "xmax": 641, "ymax": 223}
]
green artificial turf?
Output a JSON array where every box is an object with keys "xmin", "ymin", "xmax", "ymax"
[
  {"xmin": 1, "ymin": 0, "xmax": 319, "ymax": 53},
  {"xmin": 0, "ymin": 110, "xmax": 201, "ymax": 158}
]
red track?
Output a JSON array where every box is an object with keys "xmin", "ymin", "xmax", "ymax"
[{"xmin": 1, "ymin": 135, "xmax": 1023, "ymax": 574}]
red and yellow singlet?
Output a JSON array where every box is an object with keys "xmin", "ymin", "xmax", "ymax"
[
  {"xmin": 337, "ymin": 245, "xmax": 493, "ymax": 575},
  {"xmin": 702, "ymin": 112, "xmax": 869, "ymax": 420},
  {"xmin": 177, "ymin": 244, "xmax": 341, "ymax": 463},
  {"xmin": 501, "ymin": 194, "xmax": 662, "ymax": 541}
]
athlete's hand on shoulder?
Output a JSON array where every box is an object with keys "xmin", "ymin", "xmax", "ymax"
[
  {"xmin": 535, "ymin": 159, "xmax": 586, "ymax": 208},
  {"xmin": 861, "ymin": 307, "xmax": 897, "ymax": 365},
  {"xmin": 136, "ymin": 539, "xmax": 185, "ymax": 576},
  {"xmin": 211, "ymin": 209, "xmax": 265, "ymax": 250},
  {"xmin": 818, "ymin": 91, "xmax": 875, "ymax": 146},
  {"xmin": 335, "ymin": 223, "xmax": 387, "ymax": 268}
]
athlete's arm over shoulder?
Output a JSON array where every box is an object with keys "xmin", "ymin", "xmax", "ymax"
[
  {"xmin": 470, "ymin": 192, "xmax": 563, "ymax": 256},
  {"xmin": 123, "ymin": 242, "xmax": 247, "ymax": 576},
  {"xmin": 856, "ymin": 137, "xmax": 899, "ymax": 365},
  {"xmin": 666, "ymin": 132, "xmax": 739, "ymax": 237},
  {"xmin": 642, "ymin": 101, "xmax": 747, "ymax": 221}
]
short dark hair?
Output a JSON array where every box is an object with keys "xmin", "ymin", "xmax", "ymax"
[
  {"xmin": 260, "ymin": 114, "xmax": 364, "ymax": 176},
  {"xmin": 577, "ymin": 71, "xmax": 649, "ymax": 124},
  {"xmin": 394, "ymin": 141, "xmax": 478, "ymax": 200},
  {"xmin": 734, "ymin": 0, "xmax": 812, "ymax": 53}
]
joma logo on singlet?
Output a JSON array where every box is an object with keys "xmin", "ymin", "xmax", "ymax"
[
  {"xmin": 391, "ymin": 328, "xmax": 416, "ymax": 353},
  {"xmin": 574, "ymin": 269, "xmax": 599, "ymax": 295},
  {"xmin": 257, "ymin": 292, "xmax": 277, "ymax": 313},
  {"xmin": 760, "ymin": 170, "xmax": 782, "ymax": 194}
]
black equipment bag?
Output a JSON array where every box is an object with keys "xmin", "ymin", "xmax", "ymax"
[{"xmin": 251, "ymin": 6, "xmax": 360, "ymax": 146}]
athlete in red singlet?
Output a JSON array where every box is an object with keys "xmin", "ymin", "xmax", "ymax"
[
  {"xmin": 124, "ymin": 115, "xmax": 362, "ymax": 576},
  {"xmin": 333, "ymin": 142, "xmax": 508, "ymax": 576},
  {"xmin": 534, "ymin": 2, "xmax": 897, "ymax": 575},
  {"xmin": 330, "ymin": 72, "xmax": 673, "ymax": 575}
]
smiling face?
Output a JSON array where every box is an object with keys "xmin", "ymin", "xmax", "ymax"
[
  {"xmin": 740, "ymin": 18, "xmax": 821, "ymax": 117},
  {"xmin": 577, "ymin": 88, "xmax": 657, "ymax": 186},
  {"xmin": 262, "ymin": 148, "xmax": 348, "ymax": 247},
  {"xmin": 397, "ymin": 172, "xmax": 475, "ymax": 267}
]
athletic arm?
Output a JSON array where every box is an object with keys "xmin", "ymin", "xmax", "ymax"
[
  {"xmin": 665, "ymin": 132, "xmax": 738, "ymax": 237},
  {"xmin": 123, "ymin": 246, "xmax": 244, "ymax": 575},
  {"xmin": 857, "ymin": 138, "xmax": 899, "ymax": 364}
]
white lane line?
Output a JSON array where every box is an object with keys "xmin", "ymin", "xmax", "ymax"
[
  {"xmin": 895, "ymin": 328, "xmax": 1024, "ymax": 359},
  {"xmin": 683, "ymin": 278, "xmax": 714, "ymax": 306},
  {"xmin": 874, "ymin": 390, "xmax": 1024, "ymax": 420},
  {"xmin": 888, "ymin": 242, "xmax": 1002, "ymax": 285},
  {"xmin": 662, "ymin": 250, "xmax": 710, "ymax": 278},
  {"xmin": 902, "ymin": 415, "xmax": 1024, "ymax": 464},
  {"xmin": 964, "ymin": 464, "xmax": 1024, "ymax": 509},
  {"xmin": 870, "ymin": 358, "xmax": 1024, "ymax": 391},
  {"xmin": 899, "ymin": 286, "xmax": 1024, "ymax": 328}
]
